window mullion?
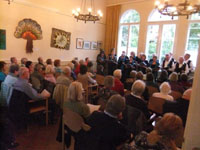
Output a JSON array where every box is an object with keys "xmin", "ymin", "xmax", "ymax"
[{"xmin": 126, "ymin": 25, "xmax": 131, "ymax": 55}]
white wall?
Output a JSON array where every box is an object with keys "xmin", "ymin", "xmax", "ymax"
[
  {"xmin": 106, "ymin": 0, "xmax": 193, "ymax": 61},
  {"xmin": 0, "ymin": 0, "xmax": 106, "ymax": 62}
]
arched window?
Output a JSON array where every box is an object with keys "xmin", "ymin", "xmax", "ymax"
[
  {"xmin": 146, "ymin": 9, "xmax": 178, "ymax": 62},
  {"xmin": 118, "ymin": 10, "xmax": 140, "ymax": 57},
  {"xmin": 185, "ymin": 13, "xmax": 200, "ymax": 67}
]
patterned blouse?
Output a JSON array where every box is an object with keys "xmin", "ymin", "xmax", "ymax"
[{"xmin": 122, "ymin": 131, "xmax": 169, "ymax": 150}]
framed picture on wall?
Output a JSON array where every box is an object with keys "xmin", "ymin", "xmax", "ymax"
[
  {"xmin": 97, "ymin": 41, "xmax": 103, "ymax": 49},
  {"xmin": 91, "ymin": 41, "xmax": 98, "ymax": 50},
  {"xmin": 83, "ymin": 41, "xmax": 91, "ymax": 50},
  {"xmin": 0, "ymin": 29, "xmax": 6, "ymax": 50},
  {"xmin": 76, "ymin": 38, "xmax": 84, "ymax": 49}
]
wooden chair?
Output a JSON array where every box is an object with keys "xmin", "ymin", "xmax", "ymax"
[
  {"xmin": 147, "ymin": 86, "xmax": 159, "ymax": 97},
  {"xmin": 95, "ymin": 74, "xmax": 105, "ymax": 86},
  {"xmin": 148, "ymin": 96, "xmax": 166, "ymax": 115},
  {"xmin": 169, "ymin": 90, "xmax": 182, "ymax": 100},
  {"xmin": 62, "ymin": 107, "xmax": 91, "ymax": 150}
]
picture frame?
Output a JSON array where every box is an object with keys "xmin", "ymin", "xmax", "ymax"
[
  {"xmin": 76, "ymin": 38, "xmax": 84, "ymax": 49},
  {"xmin": 97, "ymin": 41, "xmax": 103, "ymax": 49},
  {"xmin": 91, "ymin": 41, "xmax": 98, "ymax": 50},
  {"xmin": 83, "ymin": 41, "xmax": 91, "ymax": 50},
  {"xmin": 0, "ymin": 29, "xmax": 6, "ymax": 50}
]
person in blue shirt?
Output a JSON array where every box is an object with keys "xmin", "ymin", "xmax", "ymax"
[{"xmin": 0, "ymin": 61, "xmax": 7, "ymax": 84}]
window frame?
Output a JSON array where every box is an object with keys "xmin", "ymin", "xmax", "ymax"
[{"xmin": 118, "ymin": 9, "xmax": 140, "ymax": 57}]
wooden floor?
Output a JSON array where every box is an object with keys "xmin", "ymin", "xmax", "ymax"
[{"xmin": 14, "ymin": 120, "xmax": 74, "ymax": 150}]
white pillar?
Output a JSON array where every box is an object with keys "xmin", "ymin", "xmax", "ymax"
[{"xmin": 182, "ymin": 43, "xmax": 200, "ymax": 150}]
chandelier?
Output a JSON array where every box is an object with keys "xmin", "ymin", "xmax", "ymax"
[
  {"xmin": 155, "ymin": 0, "xmax": 200, "ymax": 19},
  {"xmin": 72, "ymin": 0, "xmax": 103, "ymax": 23}
]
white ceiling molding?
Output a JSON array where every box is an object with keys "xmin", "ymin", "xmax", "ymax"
[{"xmin": 106, "ymin": 0, "xmax": 152, "ymax": 6}]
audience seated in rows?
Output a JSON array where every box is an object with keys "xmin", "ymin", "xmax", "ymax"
[
  {"xmin": 123, "ymin": 113, "xmax": 184, "ymax": 150},
  {"xmin": 153, "ymin": 82, "xmax": 174, "ymax": 101},
  {"xmin": 111, "ymin": 69, "xmax": 124, "ymax": 96},
  {"xmin": 125, "ymin": 80, "xmax": 151, "ymax": 119}
]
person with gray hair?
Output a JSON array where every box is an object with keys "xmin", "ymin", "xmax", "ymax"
[
  {"xmin": 112, "ymin": 69, "xmax": 124, "ymax": 96},
  {"xmin": 153, "ymin": 82, "xmax": 174, "ymax": 101},
  {"xmin": 169, "ymin": 72, "xmax": 184, "ymax": 93},
  {"xmin": 20, "ymin": 57, "xmax": 28, "ymax": 67},
  {"xmin": 64, "ymin": 81, "xmax": 90, "ymax": 118},
  {"xmin": 125, "ymin": 80, "xmax": 151, "ymax": 119},
  {"xmin": 12, "ymin": 67, "xmax": 48, "ymax": 100},
  {"xmin": 82, "ymin": 94, "xmax": 131, "ymax": 150}
]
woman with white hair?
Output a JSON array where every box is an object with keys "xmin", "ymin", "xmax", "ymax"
[
  {"xmin": 44, "ymin": 65, "xmax": 56, "ymax": 84},
  {"xmin": 64, "ymin": 81, "xmax": 90, "ymax": 118},
  {"xmin": 153, "ymin": 82, "xmax": 174, "ymax": 101},
  {"xmin": 125, "ymin": 80, "xmax": 151, "ymax": 119},
  {"xmin": 111, "ymin": 69, "xmax": 124, "ymax": 96}
]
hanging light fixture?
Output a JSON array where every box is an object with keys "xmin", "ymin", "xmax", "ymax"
[
  {"xmin": 72, "ymin": 0, "xmax": 103, "ymax": 23},
  {"xmin": 155, "ymin": 0, "xmax": 200, "ymax": 19}
]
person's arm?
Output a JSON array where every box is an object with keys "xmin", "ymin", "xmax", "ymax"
[
  {"xmin": 23, "ymin": 82, "xmax": 43, "ymax": 100},
  {"xmin": 88, "ymin": 75, "xmax": 96, "ymax": 84}
]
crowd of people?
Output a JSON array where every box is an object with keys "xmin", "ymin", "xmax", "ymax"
[{"xmin": 0, "ymin": 49, "xmax": 193, "ymax": 150}]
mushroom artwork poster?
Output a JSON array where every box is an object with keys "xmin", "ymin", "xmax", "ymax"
[{"xmin": 14, "ymin": 18, "xmax": 42, "ymax": 53}]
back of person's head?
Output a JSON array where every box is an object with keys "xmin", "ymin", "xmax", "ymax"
[
  {"xmin": 67, "ymin": 62, "xmax": 74, "ymax": 70},
  {"xmin": 105, "ymin": 94, "xmax": 125, "ymax": 117},
  {"xmin": 180, "ymin": 73, "xmax": 188, "ymax": 82},
  {"xmin": 182, "ymin": 88, "xmax": 192, "ymax": 100},
  {"xmin": 160, "ymin": 82, "xmax": 171, "ymax": 94},
  {"xmin": 21, "ymin": 57, "xmax": 27, "ymax": 65},
  {"xmin": 25, "ymin": 61, "xmax": 32, "ymax": 69},
  {"xmin": 80, "ymin": 64, "xmax": 87, "ymax": 75},
  {"xmin": 46, "ymin": 59, "xmax": 52, "ymax": 65},
  {"xmin": 63, "ymin": 66, "xmax": 71, "ymax": 76},
  {"xmin": 158, "ymin": 70, "xmax": 168, "ymax": 82},
  {"xmin": 67, "ymin": 81, "xmax": 83, "ymax": 101},
  {"xmin": 79, "ymin": 59, "xmax": 85, "ymax": 65},
  {"xmin": 0, "ymin": 61, "xmax": 6, "ymax": 71},
  {"xmin": 9, "ymin": 64, "xmax": 19, "ymax": 74},
  {"xmin": 131, "ymin": 80, "xmax": 146, "ymax": 96},
  {"xmin": 54, "ymin": 59, "xmax": 61, "ymax": 67},
  {"xmin": 130, "ymin": 70, "xmax": 137, "ymax": 79},
  {"xmin": 169, "ymin": 72, "xmax": 178, "ymax": 82},
  {"xmin": 113, "ymin": 69, "xmax": 122, "ymax": 79},
  {"xmin": 45, "ymin": 65, "xmax": 54, "ymax": 74},
  {"xmin": 146, "ymin": 73, "xmax": 154, "ymax": 82},
  {"xmin": 87, "ymin": 61, "xmax": 93, "ymax": 68},
  {"xmin": 155, "ymin": 113, "xmax": 183, "ymax": 140},
  {"xmin": 136, "ymin": 71, "xmax": 144, "ymax": 80},
  {"xmin": 104, "ymin": 76, "xmax": 114, "ymax": 88}
]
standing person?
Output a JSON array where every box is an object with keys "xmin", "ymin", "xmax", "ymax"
[
  {"xmin": 174, "ymin": 56, "xmax": 186, "ymax": 74},
  {"xmin": 118, "ymin": 51, "xmax": 129, "ymax": 82},
  {"xmin": 96, "ymin": 50, "xmax": 106, "ymax": 75},
  {"xmin": 108, "ymin": 48, "xmax": 117, "ymax": 75},
  {"xmin": 184, "ymin": 53, "xmax": 194, "ymax": 75}
]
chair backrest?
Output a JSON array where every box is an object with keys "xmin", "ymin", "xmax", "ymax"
[
  {"xmin": 78, "ymin": 74, "xmax": 89, "ymax": 90},
  {"xmin": 96, "ymin": 74, "xmax": 104, "ymax": 86},
  {"xmin": 148, "ymin": 96, "xmax": 166, "ymax": 115},
  {"xmin": 63, "ymin": 107, "xmax": 84, "ymax": 133},
  {"xmin": 169, "ymin": 90, "xmax": 182, "ymax": 100},
  {"xmin": 147, "ymin": 86, "xmax": 159, "ymax": 97},
  {"xmin": 53, "ymin": 84, "xmax": 68, "ymax": 109}
]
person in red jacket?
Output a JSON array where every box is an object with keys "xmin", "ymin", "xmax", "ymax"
[{"xmin": 111, "ymin": 69, "xmax": 124, "ymax": 96}]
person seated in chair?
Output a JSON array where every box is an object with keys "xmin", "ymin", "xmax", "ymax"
[
  {"xmin": 169, "ymin": 72, "xmax": 184, "ymax": 94},
  {"xmin": 111, "ymin": 69, "xmax": 124, "ymax": 96},
  {"xmin": 153, "ymin": 82, "xmax": 174, "ymax": 101},
  {"xmin": 149, "ymin": 54, "xmax": 160, "ymax": 79},
  {"xmin": 125, "ymin": 80, "xmax": 151, "ymax": 119},
  {"xmin": 123, "ymin": 113, "xmax": 184, "ymax": 150},
  {"xmin": 0, "ymin": 61, "xmax": 7, "ymax": 84},
  {"xmin": 80, "ymin": 94, "xmax": 131, "ymax": 150},
  {"xmin": 162, "ymin": 53, "xmax": 175, "ymax": 75},
  {"xmin": 13, "ymin": 67, "xmax": 49, "ymax": 100},
  {"xmin": 146, "ymin": 73, "xmax": 159, "ymax": 90},
  {"xmin": 174, "ymin": 56, "xmax": 186, "ymax": 74}
]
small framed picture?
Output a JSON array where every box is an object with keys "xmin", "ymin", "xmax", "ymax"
[
  {"xmin": 97, "ymin": 41, "xmax": 103, "ymax": 49},
  {"xmin": 83, "ymin": 41, "xmax": 91, "ymax": 50},
  {"xmin": 76, "ymin": 38, "xmax": 84, "ymax": 49},
  {"xmin": 91, "ymin": 41, "xmax": 98, "ymax": 50}
]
